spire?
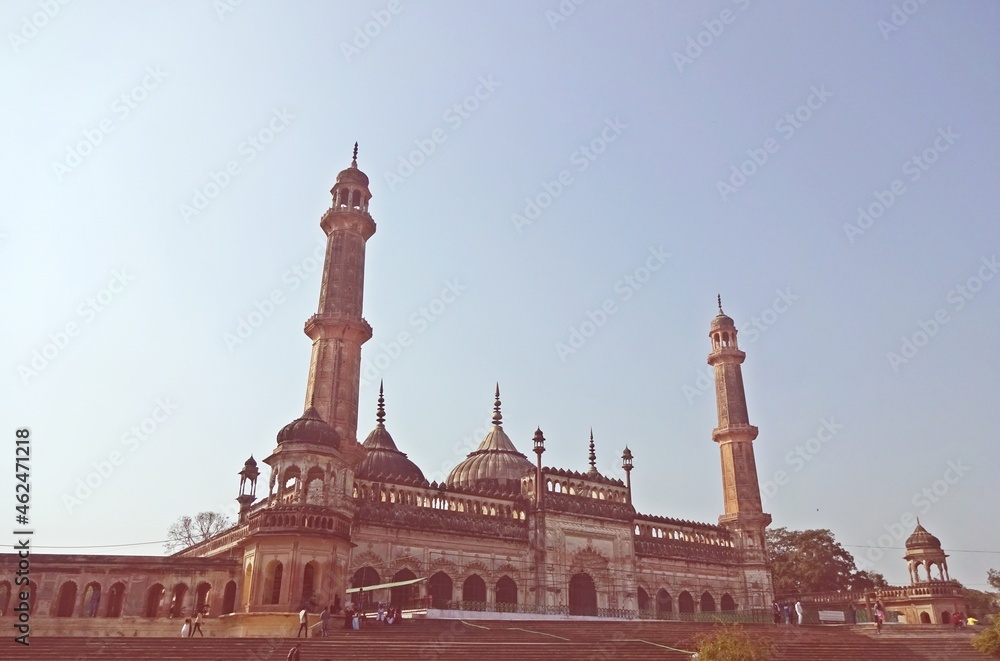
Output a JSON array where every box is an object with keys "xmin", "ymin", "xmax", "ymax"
[
  {"xmin": 492, "ymin": 383, "xmax": 503, "ymax": 426},
  {"xmin": 717, "ymin": 294, "xmax": 723, "ymax": 315},
  {"xmin": 588, "ymin": 428, "xmax": 597, "ymax": 473},
  {"xmin": 352, "ymin": 142, "xmax": 359, "ymax": 167},
  {"xmin": 376, "ymin": 380, "xmax": 385, "ymax": 426}
]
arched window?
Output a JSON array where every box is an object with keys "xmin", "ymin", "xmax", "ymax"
[
  {"xmin": 920, "ymin": 611, "xmax": 931, "ymax": 624},
  {"xmin": 678, "ymin": 590, "xmax": 695, "ymax": 614},
  {"xmin": 54, "ymin": 581, "xmax": 77, "ymax": 617},
  {"xmin": 496, "ymin": 576, "xmax": 517, "ymax": 609},
  {"xmin": 169, "ymin": 583, "xmax": 188, "ymax": 618},
  {"xmin": 81, "ymin": 582, "xmax": 102, "ymax": 617},
  {"xmin": 195, "ymin": 582, "xmax": 212, "ymax": 615},
  {"xmin": 302, "ymin": 562, "xmax": 318, "ymax": 606},
  {"xmin": 264, "ymin": 562, "xmax": 284, "ymax": 605},
  {"xmin": 221, "ymin": 581, "xmax": 237, "ymax": 614},
  {"xmin": 700, "ymin": 591, "xmax": 716, "ymax": 612},
  {"xmin": 568, "ymin": 573, "xmax": 597, "ymax": 616},
  {"xmin": 637, "ymin": 586, "xmax": 649, "ymax": 613},
  {"xmin": 656, "ymin": 589, "xmax": 673, "ymax": 617},
  {"xmin": 721, "ymin": 594, "xmax": 736, "ymax": 611},
  {"xmin": 144, "ymin": 584, "xmax": 165, "ymax": 618},
  {"xmin": 305, "ymin": 468, "xmax": 324, "ymax": 504},
  {"xmin": 462, "ymin": 574, "xmax": 486, "ymax": 606},
  {"xmin": 391, "ymin": 569, "xmax": 417, "ymax": 608},
  {"xmin": 428, "ymin": 572, "xmax": 453, "ymax": 609},
  {"xmin": 942, "ymin": 611, "xmax": 951, "ymax": 624},
  {"xmin": 105, "ymin": 582, "xmax": 126, "ymax": 618}
]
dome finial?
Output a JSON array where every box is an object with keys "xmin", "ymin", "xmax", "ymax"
[
  {"xmin": 352, "ymin": 142, "xmax": 359, "ymax": 167},
  {"xmin": 375, "ymin": 380, "xmax": 386, "ymax": 425},
  {"xmin": 717, "ymin": 294, "xmax": 723, "ymax": 314},
  {"xmin": 588, "ymin": 428, "xmax": 597, "ymax": 472},
  {"xmin": 492, "ymin": 383, "xmax": 503, "ymax": 426}
]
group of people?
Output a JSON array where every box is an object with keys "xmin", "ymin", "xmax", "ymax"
[
  {"xmin": 294, "ymin": 600, "xmax": 406, "ymax": 637},
  {"xmin": 178, "ymin": 610, "xmax": 205, "ymax": 637},
  {"xmin": 770, "ymin": 599, "xmax": 805, "ymax": 625}
]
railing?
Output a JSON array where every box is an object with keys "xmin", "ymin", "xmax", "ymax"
[{"xmin": 435, "ymin": 601, "xmax": 773, "ymax": 622}]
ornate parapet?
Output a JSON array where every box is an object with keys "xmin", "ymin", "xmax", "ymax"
[
  {"xmin": 355, "ymin": 501, "xmax": 529, "ymax": 542},
  {"xmin": 633, "ymin": 536, "xmax": 740, "ymax": 564},
  {"xmin": 543, "ymin": 491, "xmax": 634, "ymax": 521}
]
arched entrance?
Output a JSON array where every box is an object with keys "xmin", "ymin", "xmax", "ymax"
[
  {"xmin": 105, "ymin": 582, "xmax": 126, "ymax": 617},
  {"xmin": 701, "ymin": 591, "xmax": 716, "ymax": 612},
  {"xmin": 496, "ymin": 575, "xmax": 517, "ymax": 610},
  {"xmin": 656, "ymin": 589, "xmax": 673, "ymax": 617},
  {"xmin": 462, "ymin": 574, "xmax": 486, "ymax": 607},
  {"xmin": 144, "ymin": 584, "xmax": 164, "ymax": 618},
  {"xmin": 391, "ymin": 569, "xmax": 417, "ymax": 608},
  {"xmin": 351, "ymin": 567, "xmax": 379, "ymax": 610},
  {"xmin": 221, "ymin": 581, "xmax": 237, "ymax": 614},
  {"xmin": 721, "ymin": 593, "xmax": 736, "ymax": 611},
  {"xmin": 678, "ymin": 590, "xmax": 695, "ymax": 614},
  {"xmin": 637, "ymin": 587, "xmax": 649, "ymax": 613},
  {"xmin": 942, "ymin": 611, "xmax": 951, "ymax": 624},
  {"xmin": 169, "ymin": 583, "xmax": 188, "ymax": 618},
  {"xmin": 568, "ymin": 573, "xmax": 597, "ymax": 616},
  {"xmin": 81, "ymin": 582, "xmax": 101, "ymax": 617},
  {"xmin": 55, "ymin": 581, "xmax": 77, "ymax": 617},
  {"xmin": 194, "ymin": 582, "xmax": 212, "ymax": 614},
  {"xmin": 428, "ymin": 572, "xmax": 453, "ymax": 609}
]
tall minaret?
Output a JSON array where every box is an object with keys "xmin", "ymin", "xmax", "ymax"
[
  {"xmin": 303, "ymin": 144, "xmax": 375, "ymax": 443},
  {"xmin": 708, "ymin": 296, "xmax": 772, "ymax": 604}
]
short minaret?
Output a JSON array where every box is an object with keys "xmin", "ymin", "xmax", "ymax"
[
  {"xmin": 587, "ymin": 429, "xmax": 599, "ymax": 477},
  {"xmin": 708, "ymin": 296, "xmax": 772, "ymax": 606},
  {"xmin": 303, "ymin": 143, "xmax": 376, "ymax": 444}
]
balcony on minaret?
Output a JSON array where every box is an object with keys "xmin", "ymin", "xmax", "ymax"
[
  {"xmin": 712, "ymin": 423, "xmax": 758, "ymax": 443},
  {"xmin": 304, "ymin": 313, "xmax": 373, "ymax": 342}
]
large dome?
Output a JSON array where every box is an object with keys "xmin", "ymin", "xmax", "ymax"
[
  {"xmin": 447, "ymin": 386, "xmax": 534, "ymax": 491},
  {"xmin": 276, "ymin": 406, "xmax": 341, "ymax": 447},
  {"xmin": 905, "ymin": 522, "xmax": 942, "ymax": 550},
  {"xmin": 356, "ymin": 386, "xmax": 424, "ymax": 482}
]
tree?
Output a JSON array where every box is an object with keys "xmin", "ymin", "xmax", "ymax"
[
  {"xmin": 165, "ymin": 511, "xmax": 233, "ymax": 551},
  {"xmin": 989, "ymin": 568, "xmax": 1000, "ymax": 592},
  {"xmin": 971, "ymin": 616, "xmax": 1000, "ymax": 658},
  {"xmin": 695, "ymin": 624, "xmax": 774, "ymax": 661},
  {"xmin": 766, "ymin": 527, "xmax": 884, "ymax": 595}
]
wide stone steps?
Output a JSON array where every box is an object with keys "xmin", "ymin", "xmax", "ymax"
[{"xmin": 20, "ymin": 619, "xmax": 991, "ymax": 660}]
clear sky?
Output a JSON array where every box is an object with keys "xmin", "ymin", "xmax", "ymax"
[{"xmin": 2, "ymin": 1, "xmax": 998, "ymax": 591}]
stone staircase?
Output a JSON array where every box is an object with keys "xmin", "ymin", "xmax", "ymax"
[{"xmin": 20, "ymin": 619, "xmax": 991, "ymax": 660}]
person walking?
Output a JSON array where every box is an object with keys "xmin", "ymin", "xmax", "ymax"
[
  {"xmin": 874, "ymin": 600, "xmax": 885, "ymax": 634},
  {"xmin": 191, "ymin": 610, "xmax": 204, "ymax": 636},
  {"xmin": 847, "ymin": 602, "xmax": 856, "ymax": 624},
  {"xmin": 180, "ymin": 618, "xmax": 192, "ymax": 637},
  {"xmin": 286, "ymin": 643, "xmax": 301, "ymax": 661},
  {"xmin": 771, "ymin": 600, "xmax": 781, "ymax": 624},
  {"xmin": 794, "ymin": 599, "xmax": 804, "ymax": 625},
  {"xmin": 782, "ymin": 603, "xmax": 791, "ymax": 624},
  {"xmin": 319, "ymin": 605, "xmax": 331, "ymax": 637},
  {"xmin": 297, "ymin": 608, "xmax": 309, "ymax": 638}
]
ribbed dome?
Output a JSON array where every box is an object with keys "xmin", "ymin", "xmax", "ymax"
[
  {"xmin": 710, "ymin": 295, "xmax": 736, "ymax": 330},
  {"xmin": 447, "ymin": 386, "xmax": 534, "ymax": 491},
  {"xmin": 335, "ymin": 143, "xmax": 369, "ymax": 187},
  {"xmin": 276, "ymin": 406, "xmax": 341, "ymax": 447},
  {"xmin": 905, "ymin": 522, "xmax": 942, "ymax": 550},
  {"xmin": 356, "ymin": 385, "xmax": 424, "ymax": 482}
]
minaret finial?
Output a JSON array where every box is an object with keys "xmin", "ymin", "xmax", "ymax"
[
  {"xmin": 492, "ymin": 383, "xmax": 503, "ymax": 426},
  {"xmin": 588, "ymin": 428, "xmax": 597, "ymax": 472},
  {"xmin": 352, "ymin": 142, "xmax": 359, "ymax": 167},
  {"xmin": 376, "ymin": 380, "xmax": 385, "ymax": 426},
  {"xmin": 717, "ymin": 294, "xmax": 723, "ymax": 314}
]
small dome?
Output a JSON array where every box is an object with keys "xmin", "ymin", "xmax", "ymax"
[
  {"xmin": 905, "ymin": 522, "xmax": 942, "ymax": 550},
  {"xmin": 276, "ymin": 406, "xmax": 341, "ymax": 447},
  {"xmin": 447, "ymin": 386, "xmax": 533, "ymax": 491},
  {"xmin": 357, "ymin": 425, "xmax": 425, "ymax": 482},
  {"xmin": 710, "ymin": 295, "xmax": 736, "ymax": 330},
  {"xmin": 244, "ymin": 456, "xmax": 257, "ymax": 467},
  {"xmin": 335, "ymin": 142, "xmax": 369, "ymax": 187}
]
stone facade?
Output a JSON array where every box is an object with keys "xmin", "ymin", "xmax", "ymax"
[{"xmin": 0, "ymin": 150, "xmax": 776, "ymax": 628}]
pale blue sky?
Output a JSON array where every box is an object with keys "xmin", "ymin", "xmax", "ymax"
[{"xmin": 2, "ymin": 1, "xmax": 998, "ymax": 590}]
